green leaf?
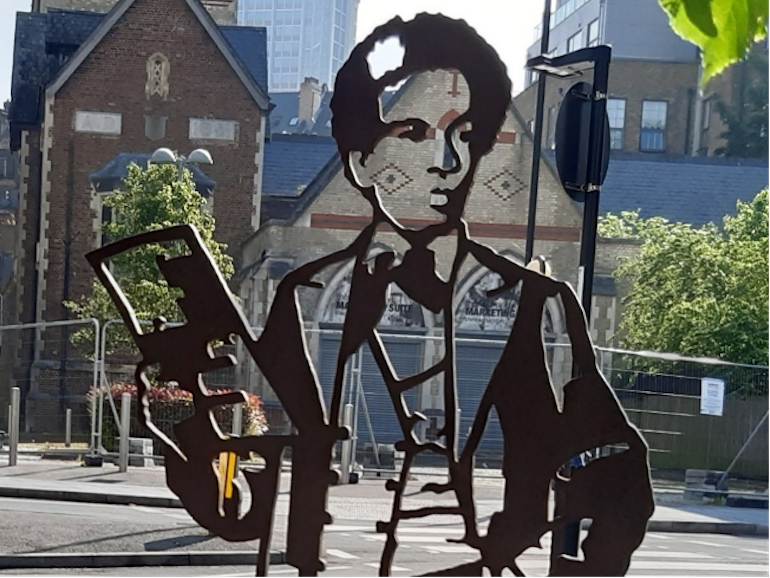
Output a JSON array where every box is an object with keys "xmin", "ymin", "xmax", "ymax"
[{"xmin": 659, "ymin": 0, "xmax": 769, "ymax": 83}]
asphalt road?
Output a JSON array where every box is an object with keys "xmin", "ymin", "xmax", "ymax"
[{"xmin": 0, "ymin": 497, "xmax": 767, "ymax": 576}]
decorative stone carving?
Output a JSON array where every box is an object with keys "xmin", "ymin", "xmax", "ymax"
[{"xmin": 145, "ymin": 53, "xmax": 170, "ymax": 100}]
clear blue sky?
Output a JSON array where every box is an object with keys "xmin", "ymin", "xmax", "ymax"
[{"xmin": 0, "ymin": 0, "xmax": 541, "ymax": 103}]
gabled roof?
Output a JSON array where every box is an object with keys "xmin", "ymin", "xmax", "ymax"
[
  {"xmin": 219, "ymin": 25, "xmax": 269, "ymax": 98},
  {"xmin": 44, "ymin": 0, "xmax": 269, "ymax": 109},
  {"xmin": 10, "ymin": 4, "xmax": 269, "ymax": 150},
  {"xmin": 597, "ymin": 152, "xmax": 768, "ymax": 226}
]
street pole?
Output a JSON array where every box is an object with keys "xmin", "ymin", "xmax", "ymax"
[
  {"xmin": 525, "ymin": 0, "xmax": 553, "ymax": 264},
  {"xmin": 9, "ymin": 387, "xmax": 19, "ymax": 466},
  {"xmin": 560, "ymin": 49, "xmax": 611, "ymax": 561}
]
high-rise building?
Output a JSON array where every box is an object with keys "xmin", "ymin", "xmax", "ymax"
[{"xmin": 238, "ymin": 0, "xmax": 359, "ymax": 92}]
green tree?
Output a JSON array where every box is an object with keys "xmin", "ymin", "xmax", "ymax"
[
  {"xmin": 713, "ymin": 49, "xmax": 769, "ymax": 157},
  {"xmin": 67, "ymin": 162, "xmax": 233, "ymax": 347},
  {"xmin": 598, "ymin": 189, "xmax": 769, "ymax": 366},
  {"xmin": 658, "ymin": 0, "xmax": 768, "ymax": 83}
]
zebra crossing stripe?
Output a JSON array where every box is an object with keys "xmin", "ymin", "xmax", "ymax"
[{"xmin": 327, "ymin": 548, "xmax": 360, "ymax": 560}]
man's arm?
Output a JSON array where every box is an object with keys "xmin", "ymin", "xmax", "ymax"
[
  {"xmin": 465, "ymin": 240, "xmax": 598, "ymax": 371},
  {"xmin": 245, "ymin": 224, "xmax": 376, "ymax": 432}
]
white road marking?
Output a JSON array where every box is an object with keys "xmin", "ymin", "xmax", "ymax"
[
  {"xmin": 364, "ymin": 562, "xmax": 410, "ymax": 572},
  {"xmin": 632, "ymin": 551, "xmax": 714, "ymax": 559},
  {"xmin": 685, "ymin": 539, "xmax": 724, "ymax": 548},
  {"xmin": 328, "ymin": 525, "xmax": 373, "ymax": 532},
  {"xmin": 363, "ymin": 535, "xmax": 465, "ymax": 543},
  {"xmin": 326, "ymin": 549, "xmax": 359, "ymax": 560},
  {"xmin": 743, "ymin": 549, "xmax": 769, "ymax": 555},
  {"xmin": 513, "ymin": 559, "xmax": 770, "ymax": 573},
  {"xmin": 426, "ymin": 545, "xmax": 478, "ymax": 554}
]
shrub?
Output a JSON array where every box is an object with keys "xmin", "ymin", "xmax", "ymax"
[{"xmin": 89, "ymin": 381, "xmax": 267, "ymax": 452}]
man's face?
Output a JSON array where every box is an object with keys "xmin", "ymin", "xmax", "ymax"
[{"xmin": 348, "ymin": 95, "xmax": 477, "ymax": 230}]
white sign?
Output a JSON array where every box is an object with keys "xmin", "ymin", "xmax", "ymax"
[
  {"xmin": 75, "ymin": 111, "xmax": 122, "ymax": 135},
  {"xmin": 189, "ymin": 118, "xmax": 238, "ymax": 141},
  {"xmin": 700, "ymin": 377, "xmax": 725, "ymax": 416}
]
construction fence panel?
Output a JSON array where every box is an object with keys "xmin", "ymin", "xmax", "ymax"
[{"xmin": 0, "ymin": 319, "xmax": 99, "ymax": 445}]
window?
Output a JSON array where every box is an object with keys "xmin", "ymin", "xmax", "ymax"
[
  {"xmin": 145, "ymin": 53, "xmax": 170, "ymax": 100},
  {"xmin": 588, "ymin": 19, "xmax": 600, "ymax": 46},
  {"xmin": 567, "ymin": 30, "xmax": 584, "ymax": 52},
  {"xmin": 606, "ymin": 98, "xmax": 626, "ymax": 150},
  {"xmin": 95, "ymin": 192, "xmax": 114, "ymax": 247},
  {"xmin": 546, "ymin": 105, "xmax": 557, "ymax": 149},
  {"xmin": 640, "ymin": 100, "xmax": 667, "ymax": 151},
  {"xmin": 0, "ymin": 157, "xmax": 9, "ymax": 180},
  {"xmin": 288, "ymin": 117, "xmax": 299, "ymax": 126},
  {"xmin": 702, "ymin": 98, "xmax": 711, "ymax": 130}
]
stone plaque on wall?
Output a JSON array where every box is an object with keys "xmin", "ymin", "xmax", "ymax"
[
  {"xmin": 189, "ymin": 118, "xmax": 238, "ymax": 141},
  {"xmin": 75, "ymin": 111, "xmax": 122, "ymax": 135}
]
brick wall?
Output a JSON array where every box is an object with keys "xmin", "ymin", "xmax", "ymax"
[
  {"xmin": 514, "ymin": 59, "xmax": 700, "ymax": 156},
  {"xmin": 30, "ymin": 0, "xmax": 264, "ymax": 323}
]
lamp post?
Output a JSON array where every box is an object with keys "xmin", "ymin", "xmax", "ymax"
[{"xmin": 149, "ymin": 147, "xmax": 213, "ymax": 180}]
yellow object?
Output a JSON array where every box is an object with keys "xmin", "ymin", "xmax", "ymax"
[{"xmin": 218, "ymin": 451, "xmax": 237, "ymax": 499}]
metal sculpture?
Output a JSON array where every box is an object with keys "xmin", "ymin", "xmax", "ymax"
[{"xmin": 87, "ymin": 13, "xmax": 654, "ymax": 577}]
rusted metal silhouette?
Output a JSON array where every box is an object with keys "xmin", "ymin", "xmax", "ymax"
[{"xmin": 87, "ymin": 13, "xmax": 653, "ymax": 577}]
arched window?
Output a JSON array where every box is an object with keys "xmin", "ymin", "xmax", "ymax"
[{"xmin": 145, "ymin": 53, "xmax": 170, "ymax": 100}]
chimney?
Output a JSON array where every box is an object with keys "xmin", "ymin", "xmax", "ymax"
[{"xmin": 298, "ymin": 77, "xmax": 322, "ymax": 123}]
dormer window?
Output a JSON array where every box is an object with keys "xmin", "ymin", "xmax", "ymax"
[{"xmin": 146, "ymin": 53, "xmax": 170, "ymax": 100}]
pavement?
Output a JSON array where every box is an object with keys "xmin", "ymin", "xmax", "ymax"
[{"xmin": 0, "ymin": 452, "xmax": 766, "ymax": 570}]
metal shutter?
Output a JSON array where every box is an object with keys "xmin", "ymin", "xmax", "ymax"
[
  {"xmin": 455, "ymin": 337, "xmax": 506, "ymax": 458},
  {"xmin": 318, "ymin": 333, "xmax": 422, "ymax": 445}
]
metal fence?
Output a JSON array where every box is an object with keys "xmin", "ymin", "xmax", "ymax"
[
  {"xmin": 0, "ymin": 319, "xmax": 99, "ymax": 445},
  {"xmin": 4, "ymin": 317, "xmax": 765, "ymax": 489}
]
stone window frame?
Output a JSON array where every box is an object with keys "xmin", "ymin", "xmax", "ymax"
[{"xmin": 146, "ymin": 53, "xmax": 171, "ymax": 100}]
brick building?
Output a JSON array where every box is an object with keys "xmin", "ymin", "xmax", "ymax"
[
  {"xmin": 515, "ymin": 59, "xmax": 701, "ymax": 155},
  {"xmin": 247, "ymin": 69, "xmax": 603, "ymax": 441},
  {"xmin": 8, "ymin": 0, "xmax": 269, "ymax": 432},
  {"xmin": 32, "ymin": 0, "xmax": 237, "ymax": 26},
  {"xmin": 0, "ymin": 105, "xmax": 18, "ymax": 323},
  {"xmin": 695, "ymin": 43, "xmax": 769, "ymax": 157}
]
